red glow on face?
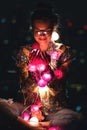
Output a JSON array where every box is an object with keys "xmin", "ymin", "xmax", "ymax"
[{"xmin": 54, "ymin": 69, "xmax": 63, "ymax": 79}]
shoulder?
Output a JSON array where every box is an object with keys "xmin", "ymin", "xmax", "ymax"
[
  {"xmin": 16, "ymin": 45, "xmax": 32, "ymax": 64},
  {"xmin": 32, "ymin": 42, "xmax": 39, "ymax": 49},
  {"xmin": 52, "ymin": 42, "xmax": 71, "ymax": 57},
  {"xmin": 54, "ymin": 42, "xmax": 71, "ymax": 51},
  {"xmin": 17, "ymin": 45, "xmax": 32, "ymax": 57}
]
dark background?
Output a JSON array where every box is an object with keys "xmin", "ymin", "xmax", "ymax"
[{"xmin": 0, "ymin": 0, "xmax": 87, "ymax": 119}]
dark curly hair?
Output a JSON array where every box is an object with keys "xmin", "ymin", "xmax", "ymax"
[{"xmin": 30, "ymin": 2, "xmax": 60, "ymax": 31}]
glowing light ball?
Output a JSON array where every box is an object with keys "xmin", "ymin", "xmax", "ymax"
[
  {"xmin": 38, "ymin": 79, "xmax": 47, "ymax": 87},
  {"xmin": 48, "ymin": 126, "xmax": 61, "ymax": 130},
  {"xmin": 29, "ymin": 117, "xmax": 39, "ymax": 126},
  {"xmin": 28, "ymin": 64, "xmax": 36, "ymax": 72},
  {"xmin": 36, "ymin": 63, "xmax": 46, "ymax": 72},
  {"xmin": 51, "ymin": 51, "xmax": 59, "ymax": 60},
  {"xmin": 48, "ymin": 127, "xmax": 57, "ymax": 130},
  {"xmin": 31, "ymin": 105, "xmax": 39, "ymax": 113},
  {"xmin": 54, "ymin": 69, "xmax": 63, "ymax": 79},
  {"xmin": 51, "ymin": 31, "xmax": 59, "ymax": 41},
  {"xmin": 42, "ymin": 73, "xmax": 52, "ymax": 82},
  {"xmin": 21, "ymin": 112, "xmax": 30, "ymax": 121}
]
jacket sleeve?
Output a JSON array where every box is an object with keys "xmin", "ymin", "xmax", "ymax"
[
  {"xmin": 53, "ymin": 44, "xmax": 73, "ymax": 80},
  {"xmin": 57, "ymin": 45, "xmax": 72, "ymax": 71},
  {"xmin": 16, "ymin": 45, "xmax": 30, "ymax": 83}
]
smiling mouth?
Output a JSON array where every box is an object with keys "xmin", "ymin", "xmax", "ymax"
[{"xmin": 39, "ymin": 38, "xmax": 46, "ymax": 40}]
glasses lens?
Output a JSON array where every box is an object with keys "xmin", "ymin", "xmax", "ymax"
[{"xmin": 34, "ymin": 29, "xmax": 52, "ymax": 36}]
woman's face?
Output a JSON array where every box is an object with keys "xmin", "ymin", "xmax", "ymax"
[{"xmin": 33, "ymin": 20, "xmax": 53, "ymax": 51}]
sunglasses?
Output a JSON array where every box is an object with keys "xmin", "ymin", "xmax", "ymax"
[{"xmin": 34, "ymin": 29, "xmax": 52, "ymax": 36}]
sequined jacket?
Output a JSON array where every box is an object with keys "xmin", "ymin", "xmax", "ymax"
[{"xmin": 16, "ymin": 41, "xmax": 72, "ymax": 115}]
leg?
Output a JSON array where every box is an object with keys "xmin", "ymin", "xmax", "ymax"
[
  {"xmin": 47, "ymin": 108, "xmax": 83, "ymax": 130},
  {"xmin": 0, "ymin": 98, "xmax": 25, "ymax": 129}
]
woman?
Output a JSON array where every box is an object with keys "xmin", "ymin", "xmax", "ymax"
[{"xmin": 0, "ymin": 2, "xmax": 82, "ymax": 130}]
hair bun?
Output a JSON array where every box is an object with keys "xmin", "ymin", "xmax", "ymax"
[
  {"xmin": 30, "ymin": 2, "xmax": 60, "ymax": 29},
  {"xmin": 33, "ymin": 2, "xmax": 54, "ymax": 13}
]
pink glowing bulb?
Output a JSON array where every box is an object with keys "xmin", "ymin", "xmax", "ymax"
[
  {"xmin": 42, "ymin": 73, "xmax": 52, "ymax": 82},
  {"xmin": 31, "ymin": 105, "xmax": 39, "ymax": 113},
  {"xmin": 21, "ymin": 112, "xmax": 30, "ymax": 121},
  {"xmin": 54, "ymin": 69, "xmax": 63, "ymax": 79},
  {"xmin": 36, "ymin": 63, "xmax": 46, "ymax": 72},
  {"xmin": 48, "ymin": 127, "xmax": 57, "ymax": 130},
  {"xmin": 48, "ymin": 126, "xmax": 62, "ymax": 130},
  {"xmin": 38, "ymin": 79, "xmax": 47, "ymax": 87},
  {"xmin": 51, "ymin": 51, "xmax": 59, "ymax": 60},
  {"xmin": 28, "ymin": 64, "xmax": 36, "ymax": 72}
]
